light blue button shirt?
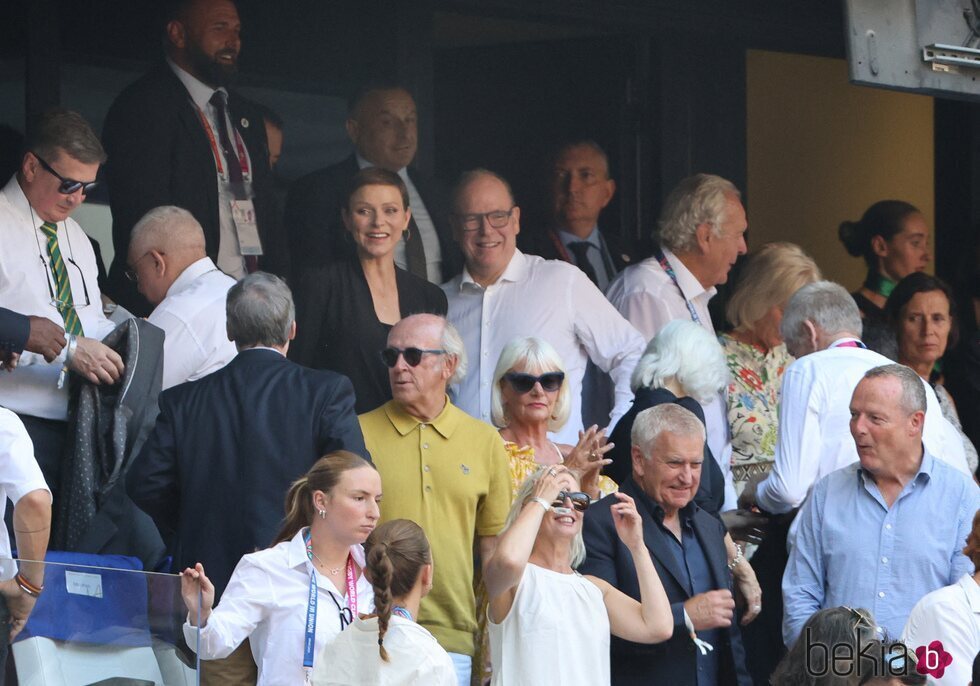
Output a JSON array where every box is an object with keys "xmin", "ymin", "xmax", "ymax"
[{"xmin": 782, "ymin": 450, "xmax": 980, "ymax": 646}]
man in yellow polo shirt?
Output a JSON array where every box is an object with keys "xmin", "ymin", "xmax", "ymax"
[{"xmin": 359, "ymin": 313, "xmax": 509, "ymax": 685}]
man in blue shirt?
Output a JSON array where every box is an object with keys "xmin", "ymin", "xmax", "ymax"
[{"xmin": 782, "ymin": 364, "xmax": 980, "ymax": 646}]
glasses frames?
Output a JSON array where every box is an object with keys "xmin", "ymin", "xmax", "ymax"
[
  {"xmin": 125, "ymin": 252, "xmax": 156, "ymax": 282},
  {"xmin": 454, "ymin": 207, "xmax": 516, "ymax": 232},
  {"xmin": 380, "ymin": 347, "xmax": 446, "ymax": 368},
  {"xmin": 503, "ymin": 371, "xmax": 565, "ymax": 394},
  {"xmin": 33, "ymin": 152, "xmax": 99, "ymax": 195}
]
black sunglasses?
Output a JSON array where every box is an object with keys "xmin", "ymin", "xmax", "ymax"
[
  {"xmin": 551, "ymin": 490, "xmax": 590, "ymax": 512},
  {"xmin": 503, "ymin": 371, "xmax": 565, "ymax": 393},
  {"xmin": 380, "ymin": 346, "xmax": 446, "ymax": 368},
  {"xmin": 33, "ymin": 152, "xmax": 98, "ymax": 195}
]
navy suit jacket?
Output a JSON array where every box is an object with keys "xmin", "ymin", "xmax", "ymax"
[
  {"xmin": 103, "ymin": 64, "xmax": 286, "ymax": 315},
  {"xmin": 127, "ymin": 348, "xmax": 368, "ymax": 599},
  {"xmin": 285, "ymin": 154, "xmax": 461, "ymax": 282},
  {"xmin": 580, "ymin": 479, "xmax": 751, "ymax": 686},
  {"xmin": 0, "ymin": 307, "xmax": 29, "ymax": 356}
]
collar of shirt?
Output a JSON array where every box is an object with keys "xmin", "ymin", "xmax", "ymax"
[
  {"xmin": 661, "ymin": 247, "xmax": 716, "ymax": 303},
  {"xmin": 557, "ymin": 227, "xmax": 601, "ymax": 250},
  {"xmin": 167, "ymin": 58, "xmax": 225, "ymax": 112},
  {"xmin": 382, "ymin": 396, "xmax": 459, "ymax": 439},
  {"xmin": 284, "ymin": 527, "xmax": 367, "ymax": 573},
  {"xmin": 355, "ymin": 152, "xmax": 408, "ymax": 178},
  {"xmin": 3, "ymin": 175, "xmax": 45, "ymax": 230},
  {"xmin": 459, "ymin": 249, "xmax": 528, "ymax": 291},
  {"xmin": 164, "ymin": 256, "xmax": 221, "ymax": 300},
  {"xmin": 828, "ymin": 337, "xmax": 865, "ymax": 349},
  {"xmin": 857, "ymin": 447, "xmax": 934, "ymax": 495},
  {"xmin": 630, "ymin": 479, "xmax": 698, "ymax": 527},
  {"xmin": 958, "ymin": 573, "xmax": 980, "ymax": 615},
  {"xmin": 239, "ymin": 345, "xmax": 286, "ymax": 357}
]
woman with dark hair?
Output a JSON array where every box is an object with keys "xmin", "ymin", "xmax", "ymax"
[
  {"xmin": 315, "ymin": 519, "xmax": 455, "ymax": 685},
  {"xmin": 291, "ymin": 167, "xmax": 448, "ymax": 414},
  {"xmin": 180, "ymin": 451, "xmax": 382, "ymax": 685},
  {"xmin": 885, "ymin": 272, "xmax": 978, "ymax": 473},
  {"xmin": 839, "ymin": 200, "xmax": 931, "ymax": 320},
  {"xmin": 771, "ymin": 606, "xmax": 880, "ymax": 686}
]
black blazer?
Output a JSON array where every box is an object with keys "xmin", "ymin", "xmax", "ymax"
[
  {"xmin": 102, "ymin": 64, "xmax": 286, "ymax": 314},
  {"xmin": 0, "ymin": 307, "xmax": 29, "ymax": 356},
  {"xmin": 580, "ymin": 479, "xmax": 751, "ymax": 686},
  {"xmin": 284, "ymin": 154, "xmax": 461, "ymax": 282},
  {"xmin": 127, "ymin": 348, "xmax": 369, "ymax": 599},
  {"xmin": 607, "ymin": 387, "xmax": 726, "ymax": 517},
  {"xmin": 519, "ymin": 226, "xmax": 636, "ymax": 274}
]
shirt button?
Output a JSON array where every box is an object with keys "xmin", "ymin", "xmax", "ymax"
[
  {"xmin": 423, "ymin": 465, "xmax": 430, "ymax": 472},
  {"xmin": 881, "ymin": 557, "xmax": 888, "ymax": 564},
  {"xmin": 878, "ymin": 591, "xmax": 885, "ymax": 598},
  {"xmin": 420, "ymin": 424, "xmax": 426, "ymax": 430},
  {"xmin": 423, "ymin": 443, "xmax": 429, "ymax": 449},
  {"xmin": 425, "ymin": 485, "xmax": 432, "ymax": 492},
  {"xmin": 885, "ymin": 524, "xmax": 892, "ymax": 529}
]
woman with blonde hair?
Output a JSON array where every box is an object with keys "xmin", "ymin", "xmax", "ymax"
[
  {"xmin": 180, "ymin": 451, "xmax": 382, "ymax": 685},
  {"xmin": 315, "ymin": 519, "xmax": 455, "ymax": 685},
  {"xmin": 719, "ymin": 242, "xmax": 821, "ymax": 494}
]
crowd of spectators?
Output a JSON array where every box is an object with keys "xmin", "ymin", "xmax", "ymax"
[{"xmin": 0, "ymin": 0, "xmax": 978, "ymax": 685}]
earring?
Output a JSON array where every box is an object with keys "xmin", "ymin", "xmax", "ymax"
[
  {"xmin": 403, "ymin": 226, "xmax": 413, "ymax": 242},
  {"xmin": 317, "ymin": 509, "xmax": 326, "ymax": 519}
]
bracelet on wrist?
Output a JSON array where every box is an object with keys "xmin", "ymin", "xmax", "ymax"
[
  {"xmin": 727, "ymin": 543, "xmax": 745, "ymax": 571},
  {"xmin": 529, "ymin": 497, "xmax": 551, "ymax": 514},
  {"xmin": 15, "ymin": 573, "xmax": 42, "ymax": 597},
  {"xmin": 64, "ymin": 334, "xmax": 78, "ymax": 367}
]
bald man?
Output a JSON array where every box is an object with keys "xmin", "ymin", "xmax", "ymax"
[{"xmin": 126, "ymin": 205, "xmax": 237, "ymax": 389}]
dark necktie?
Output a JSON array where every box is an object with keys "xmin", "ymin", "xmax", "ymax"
[
  {"xmin": 567, "ymin": 241, "xmax": 599, "ymax": 286},
  {"xmin": 40, "ymin": 222, "xmax": 83, "ymax": 335},
  {"xmin": 210, "ymin": 91, "xmax": 258, "ymax": 273},
  {"xmin": 405, "ymin": 214, "xmax": 427, "ymax": 280}
]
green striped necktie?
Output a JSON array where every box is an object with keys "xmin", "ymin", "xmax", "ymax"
[{"xmin": 39, "ymin": 222, "xmax": 84, "ymax": 336}]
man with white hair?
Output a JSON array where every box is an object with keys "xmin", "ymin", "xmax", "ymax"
[
  {"xmin": 126, "ymin": 206, "xmax": 237, "ymax": 389},
  {"xmin": 740, "ymin": 281, "xmax": 970, "ymax": 517},
  {"xmin": 608, "ymin": 174, "xmax": 749, "ymax": 509},
  {"xmin": 358, "ymin": 313, "xmax": 510, "ymax": 686}
]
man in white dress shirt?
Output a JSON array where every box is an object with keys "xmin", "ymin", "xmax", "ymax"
[
  {"xmin": 739, "ymin": 281, "xmax": 970, "ymax": 518},
  {"xmin": 0, "ymin": 109, "xmax": 124, "ymax": 499},
  {"xmin": 607, "ymin": 173, "xmax": 748, "ymax": 509},
  {"xmin": 441, "ymin": 169, "xmax": 645, "ymax": 443},
  {"xmin": 126, "ymin": 206, "xmax": 237, "ymax": 389}
]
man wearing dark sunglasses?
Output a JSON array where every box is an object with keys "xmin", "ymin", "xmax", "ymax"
[
  {"xmin": 581, "ymin": 404, "xmax": 752, "ymax": 686},
  {"xmin": 360, "ymin": 313, "xmax": 510, "ymax": 686},
  {"xmin": 0, "ymin": 109, "xmax": 126, "ymax": 503},
  {"xmin": 102, "ymin": 0, "xmax": 286, "ymax": 316}
]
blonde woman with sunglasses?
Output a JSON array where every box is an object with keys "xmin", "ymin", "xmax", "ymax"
[{"xmin": 484, "ymin": 466, "xmax": 672, "ymax": 685}]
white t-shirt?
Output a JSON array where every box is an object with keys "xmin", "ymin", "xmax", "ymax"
[
  {"xmin": 0, "ymin": 408, "xmax": 50, "ymax": 580},
  {"xmin": 314, "ymin": 614, "xmax": 456, "ymax": 686},
  {"xmin": 902, "ymin": 574, "xmax": 980, "ymax": 686},
  {"xmin": 488, "ymin": 563, "xmax": 610, "ymax": 686}
]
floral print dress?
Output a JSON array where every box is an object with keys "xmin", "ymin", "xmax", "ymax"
[{"xmin": 718, "ymin": 334, "xmax": 792, "ymax": 495}]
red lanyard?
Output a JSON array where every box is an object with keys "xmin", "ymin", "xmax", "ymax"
[{"xmin": 194, "ymin": 105, "xmax": 250, "ymax": 181}]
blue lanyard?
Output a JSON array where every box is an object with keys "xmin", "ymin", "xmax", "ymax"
[
  {"xmin": 303, "ymin": 533, "xmax": 319, "ymax": 674},
  {"xmin": 653, "ymin": 248, "xmax": 702, "ymax": 325}
]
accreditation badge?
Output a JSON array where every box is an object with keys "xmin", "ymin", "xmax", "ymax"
[{"xmin": 231, "ymin": 198, "xmax": 263, "ymax": 255}]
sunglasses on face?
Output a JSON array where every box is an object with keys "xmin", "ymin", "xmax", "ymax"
[
  {"xmin": 380, "ymin": 346, "xmax": 446, "ymax": 368},
  {"xmin": 33, "ymin": 152, "xmax": 98, "ymax": 195},
  {"xmin": 552, "ymin": 490, "xmax": 590, "ymax": 512},
  {"xmin": 503, "ymin": 371, "xmax": 565, "ymax": 394}
]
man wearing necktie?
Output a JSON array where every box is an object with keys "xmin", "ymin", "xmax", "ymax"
[
  {"xmin": 286, "ymin": 84, "xmax": 460, "ymax": 284},
  {"xmin": 103, "ymin": 0, "xmax": 285, "ymax": 316},
  {"xmin": 0, "ymin": 108, "xmax": 123, "ymax": 502}
]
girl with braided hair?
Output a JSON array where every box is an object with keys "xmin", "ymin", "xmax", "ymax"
[{"xmin": 314, "ymin": 519, "xmax": 455, "ymax": 685}]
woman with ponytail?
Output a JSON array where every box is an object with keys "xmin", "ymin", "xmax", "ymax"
[
  {"xmin": 313, "ymin": 519, "xmax": 455, "ymax": 685},
  {"xmin": 180, "ymin": 450, "xmax": 382, "ymax": 686},
  {"xmin": 838, "ymin": 200, "xmax": 931, "ymax": 354}
]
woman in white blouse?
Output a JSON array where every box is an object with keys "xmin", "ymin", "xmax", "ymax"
[
  {"xmin": 314, "ymin": 519, "xmax": 455, "ymax": 685},
  {"xmin": 485, "ymin": 466, "xmax": 673, "ymax": 685},
  {"xmin": 180, "ymin": 451, "xmax": 382, "ymax": 685},
  {"xmin": 902, "ymin": 509, "xmax": 980, "ymax": 686}
]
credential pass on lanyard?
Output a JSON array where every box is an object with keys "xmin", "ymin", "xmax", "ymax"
[
  {"xmin": 303, "ymin": 529, "xmax": 358, "ymax": 681},
  {"xmin": 194, "ymin": 105, "xmax": 251, "ymax": 182},
  {"xmin": 654, "ymin": 247, "xmax": 702, "ymax": 325}
]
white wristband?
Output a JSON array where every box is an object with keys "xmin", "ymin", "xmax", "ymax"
[{"xmin": 529, "ymin": 497, "xmax": 551, "ymax": 514}]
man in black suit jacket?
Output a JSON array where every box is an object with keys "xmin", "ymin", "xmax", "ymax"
[
  {"xmin": 519, "ymin": 140, "xmax": 634, "ymax": 291},
  {"xmin": 128, "ymin": 272, "xmax": 368, "ymax": 602},
  {"xmin": 285, "ymin": 84, "xmax": 460, "ymax": 283},
  {"xmin": 581, "ymin": 404, "xmax": 751, "ymax": 686},
  {"xmin": 102, "ymin": 0, "xmax": 285, "ymax": 316}
]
